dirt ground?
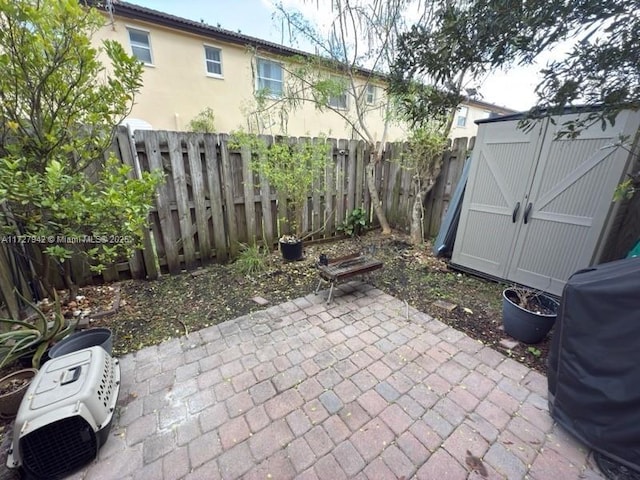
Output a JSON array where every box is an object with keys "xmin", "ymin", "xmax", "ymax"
[{"xmin": 91, "ymin": 230, "xmax": 550, "ymax": 373}]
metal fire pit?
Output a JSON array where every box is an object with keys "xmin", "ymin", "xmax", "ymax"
[{"xmin": 314, "ymin": 252, "xmax": 383, "ymax": 304}]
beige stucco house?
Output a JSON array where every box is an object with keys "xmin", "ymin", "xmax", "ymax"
[{"xmin": 92, "ymin": 1, "xmax": 515, "ymax": 140}]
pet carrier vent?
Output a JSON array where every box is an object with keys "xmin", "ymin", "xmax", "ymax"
[{"xmin": 6, "ymin": 346, "xmax": 121, "ymax": 479}]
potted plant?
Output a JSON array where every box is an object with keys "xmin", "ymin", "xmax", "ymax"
[
  {"xmin": 231, "ymin": 133, "xmax": 330, "ymax": 260},
  {"xmin": 0, "ymin": 367, "xmax": 38, "ymax": 418},
  {"xmin": 502, "ymin": 286, "xmax": 559, "ymax": 343},
  {"xmin": 0, "ymin": 291, "xmax": 77, "ymax": 370}
]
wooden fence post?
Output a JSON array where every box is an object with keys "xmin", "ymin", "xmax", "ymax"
[
  {"xmin": 219, "ymin": 134, "xmax": 239, "ymax": 258},
  {"xmin": 324, "ymin": 138, "xmax": 337, "ymax": 239},
  {"xmin": 202, "ymin": 134, "xmax": 229, "ymax": 261},
  {"xmin": 187, "ymin": 133, "xmax": 212, "ymax": 262}
]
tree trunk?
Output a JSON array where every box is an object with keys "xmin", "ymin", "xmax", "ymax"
[
  {"xmin": 38, "ymin": 249, "xmax": 56, "ymax": 300},
  {"xmin": 408, "ymin": 155, "xmax": 446, "ymax": 245},
  {"xmin": 62, "ymin": 260, "xmax": 79, "ymax": 301},
  {"xmin": 410, "ymin": 189, "xmax": 424, "ymax": 244},
  {"xmin": 367, "ymin": 151, "xmax": 391, "ymax": 235}
]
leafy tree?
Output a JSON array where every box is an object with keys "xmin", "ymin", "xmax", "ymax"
[
  {"xmin": 247, "ymin": 0, "xmax": 435, "ymax": 235},
  {"xmin": 390, "ymin": 0, "xmax": 640, "ymax": 135},
  {"xmin": 402, "ymin": 126, "xmax": 448, "ymax": 244},
  {"xmin": 0, "ymin": 0, "xmax": 162, "ymax": 306},
  {"xmin": 188, "ymin": 107, "xmax": 216, "ymax": 133},
  {"xmin": 230, "ymin": 131, "xmax": 330, "ymax": 241}
]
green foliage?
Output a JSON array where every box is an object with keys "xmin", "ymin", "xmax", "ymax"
[
  {"xmin": 613, "ymin": 178, "xmax": 637, "ymax": 202},
  {"xmin": 337, "ymin": 208, "xmax": 368, "ymax": 237},
  {"xmin": 0, "ymin": 0, "xmax": 163, "ymax": 292},
  {"xmin": 403, "ymin": 126, "xmax": 448, "ymax": 175},
  {"xmin": 188, "ymin": 107, "xmax": 216, "ymax": 133},
  {"xmin": 233, "ymin": 243, "xmax": 270, "ymax": 276},
  {"xmin": 0, "ymin": 291, "xmax": 76, "ymax": 369},
  {"xmin": 527, "ymin": 347, "xmax": 542, "ymax": 358},
  {"xmin": 230, "ymin": 132, "xmax": 330, "ymax": 238},
  {"xmin": 391, "ymin": 0, "xmax": 640, "ymax": 134}
]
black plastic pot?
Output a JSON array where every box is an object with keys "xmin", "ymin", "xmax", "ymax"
[
  {"xmin": 48, "ymin": 327, "xmax": 113, "ymax": 359},
  {"xmin": 502, "ymin": 288, "xmax": 558, "ymax": 344},
  {"xmin": 280, "ymin": 239, "xmax": 303, "ymax": 261},
  {"xmin": 18, "ymin": 348, "xmax": 51, "ymax": 369}
]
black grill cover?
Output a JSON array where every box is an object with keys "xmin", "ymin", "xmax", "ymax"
[{"xmin": 548, "ymin": 257, "xmax": 640, "ymax": 473}]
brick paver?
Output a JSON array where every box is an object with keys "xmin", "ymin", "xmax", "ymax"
[{"xmin": 65, "ymin": 281, "xmax": 604, "ymax": 480}]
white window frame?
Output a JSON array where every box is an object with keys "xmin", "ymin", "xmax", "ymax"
[
  {"xmin": 365, "ymin": 84, "xmax": 376, "ymax": 105},
  {"xmin": 456, "ymin": 105, "xmax": 469, "ymax": 127},
  {"xmin": 328, "ymin": 76, "xmax": 348, "ymax": 110},
  {"xmin": 204, "ymin": 44, "xmax": 223, "ymax": 78},
  {"xmin": 255, "ymin": 57, "xmax": 283, "ymax": 98},
  {"xmin": 126, "ymin": 27, "xmax": 153, "ymax": 66}
]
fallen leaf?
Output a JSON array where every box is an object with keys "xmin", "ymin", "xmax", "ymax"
[{"xmin": 465, "ymin": 450, "xmax": 488, "ymax": 478}]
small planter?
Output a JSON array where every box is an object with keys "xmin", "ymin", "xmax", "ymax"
[
  {"xmin": 48, "ymin": 327, "xmax": 113, "ymax": 359},
  {"xmin": 0, "ymin": 368, "xmax": 38, "ymax": 418},
  {"xmin": 502, "ymin": 288, "xmax": 559, "ymax": 344},
  {"xmin": 280, "ymin": 238, "xmax": 304, "ymax": 261}
]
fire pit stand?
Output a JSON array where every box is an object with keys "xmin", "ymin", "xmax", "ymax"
[{"xmin": 314, "ymin": 252, "xmax": 383, "ymax": 304}]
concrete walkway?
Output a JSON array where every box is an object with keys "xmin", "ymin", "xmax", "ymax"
[{"xmin": 70, "ymin": 282, "xmax": 604, "ymax": 480}]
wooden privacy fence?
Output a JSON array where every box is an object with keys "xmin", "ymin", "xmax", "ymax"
[
  {"xmin": 0, "ymin": 129, "xmax": 474, "ymax": 314},
  {"xmin": 130, "ymin": 131, "xmax": 473, "ymax": 278},
  {"xmin": 133, "ymin": 131, "xmax": 379, "ymax": 275}
]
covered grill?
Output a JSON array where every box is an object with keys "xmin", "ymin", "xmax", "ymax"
[{"xmin": 548, "ymin": 257, "xmax": 640, "ymax": 475}]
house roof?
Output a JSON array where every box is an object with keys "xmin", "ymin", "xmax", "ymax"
[
  {"xmin": 465, "ymin": 98, "xmax": 518, "ymax": 115},
  {"xmin": 93, "ymin": 0, "xmax": 517, "ymax": 114},
  {"xmin": 93, "ymin": 0, "xmax": 384, "ymax": 81}
]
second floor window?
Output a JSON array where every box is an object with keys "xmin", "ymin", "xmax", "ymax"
[
  {"xmin": 127, "ymin": 28, "xmax": 152, "ymax": 65},
  {"xmin": 365, "ymin": 84, "xmax": 376, "ymax": 104},
  {"xmin": 256, "ymin": 58, "xmax": 283, "ymax": 97},
  {"xmin": 328, "ymin": 76, "xmax": 348, "ymax": 109},
  {"xmin": 204, "ymin": 46, "xmax": 222, "ymax": 76},
  {"xmin": 456, "ymin": 106, "xmax": 469, "ymax": 127}
]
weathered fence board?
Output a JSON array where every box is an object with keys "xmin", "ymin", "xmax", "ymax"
[
  {"xmin": 336, "ymin": 140, "xmax": 348, "ymax": 226},
  {"xmin": 202, "ymin": 134, "xmax": 228, "ymax": 261},
  {"xmin": 424, "ymin": 137, "xmax": 470, "ymax": 237},
  {"xmin": 142, "ymin": 130, "xmax": 181, "ymax": 274},
  {"xmin": 218, "ymin": 134, "xmax": 239, "ymax": 258},
  {"xmin": 324, "ymin": 138, "xmax": 337, "ymax": 239},
  {"xmin": 355, "ymin": 140, "xmax": 365, "ymax": 210},
  {"xmin": 167, "ymin": 132, "xmax": 196, "ymax": 269},
  {"xmin": 187, "ymin": 133, "xmax": 212, "ymax": 262},
  {"xmin": 240, "ymin": 144, "xmax": 256, "ymax": 245}
]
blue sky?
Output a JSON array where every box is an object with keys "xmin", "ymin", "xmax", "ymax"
[
  {"xmin": 126, "ymin": 0, "xmax": 543, "ymax": 111},
  {"xmin": 128, "ymin": 0, "xmax": 289, "ymax": 44}
]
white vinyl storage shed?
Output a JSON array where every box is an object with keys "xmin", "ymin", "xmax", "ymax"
[{"xmin": 450, "ymin": 108, "xmax": 640, "ymax": 296}]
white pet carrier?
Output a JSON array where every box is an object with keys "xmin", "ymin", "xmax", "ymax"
[{"xmin": 6, "ymin": 346, "xmax": 120, "ymax": 479}]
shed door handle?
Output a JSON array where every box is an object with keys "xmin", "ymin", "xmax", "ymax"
[
  {"xmin": 523, "ymin": 202, "xmax": 533, "ymax": 224},
  {"xmin": 511, "ymin": 202, "xmax": 520, "ymax": 223}
]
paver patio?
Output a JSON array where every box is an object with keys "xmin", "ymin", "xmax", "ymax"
[{"xmin": 68, "ymin": 281, "xmax": 604, "ymax": 479}]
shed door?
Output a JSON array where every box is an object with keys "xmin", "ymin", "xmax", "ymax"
[
  {"xmin": 451, "ymin": 119, "xmax": 545, "ymax": 277},
  {"xmin": 507, "ymin": 110, "xmax": 640, "ymax": 294}
]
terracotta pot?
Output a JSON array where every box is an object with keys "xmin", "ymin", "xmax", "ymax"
[{"xmin": 0, "ymin": 368, "xmax": 38, "ymax": 418}]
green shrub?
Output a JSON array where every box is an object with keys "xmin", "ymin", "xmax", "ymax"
[
  {"xmin": 337, "ymin": 208, "xmax": 368, "ymax": 237},
  {"xmin": 233, "ymin": 243, "xmax": 270, "ymax": 276}
]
